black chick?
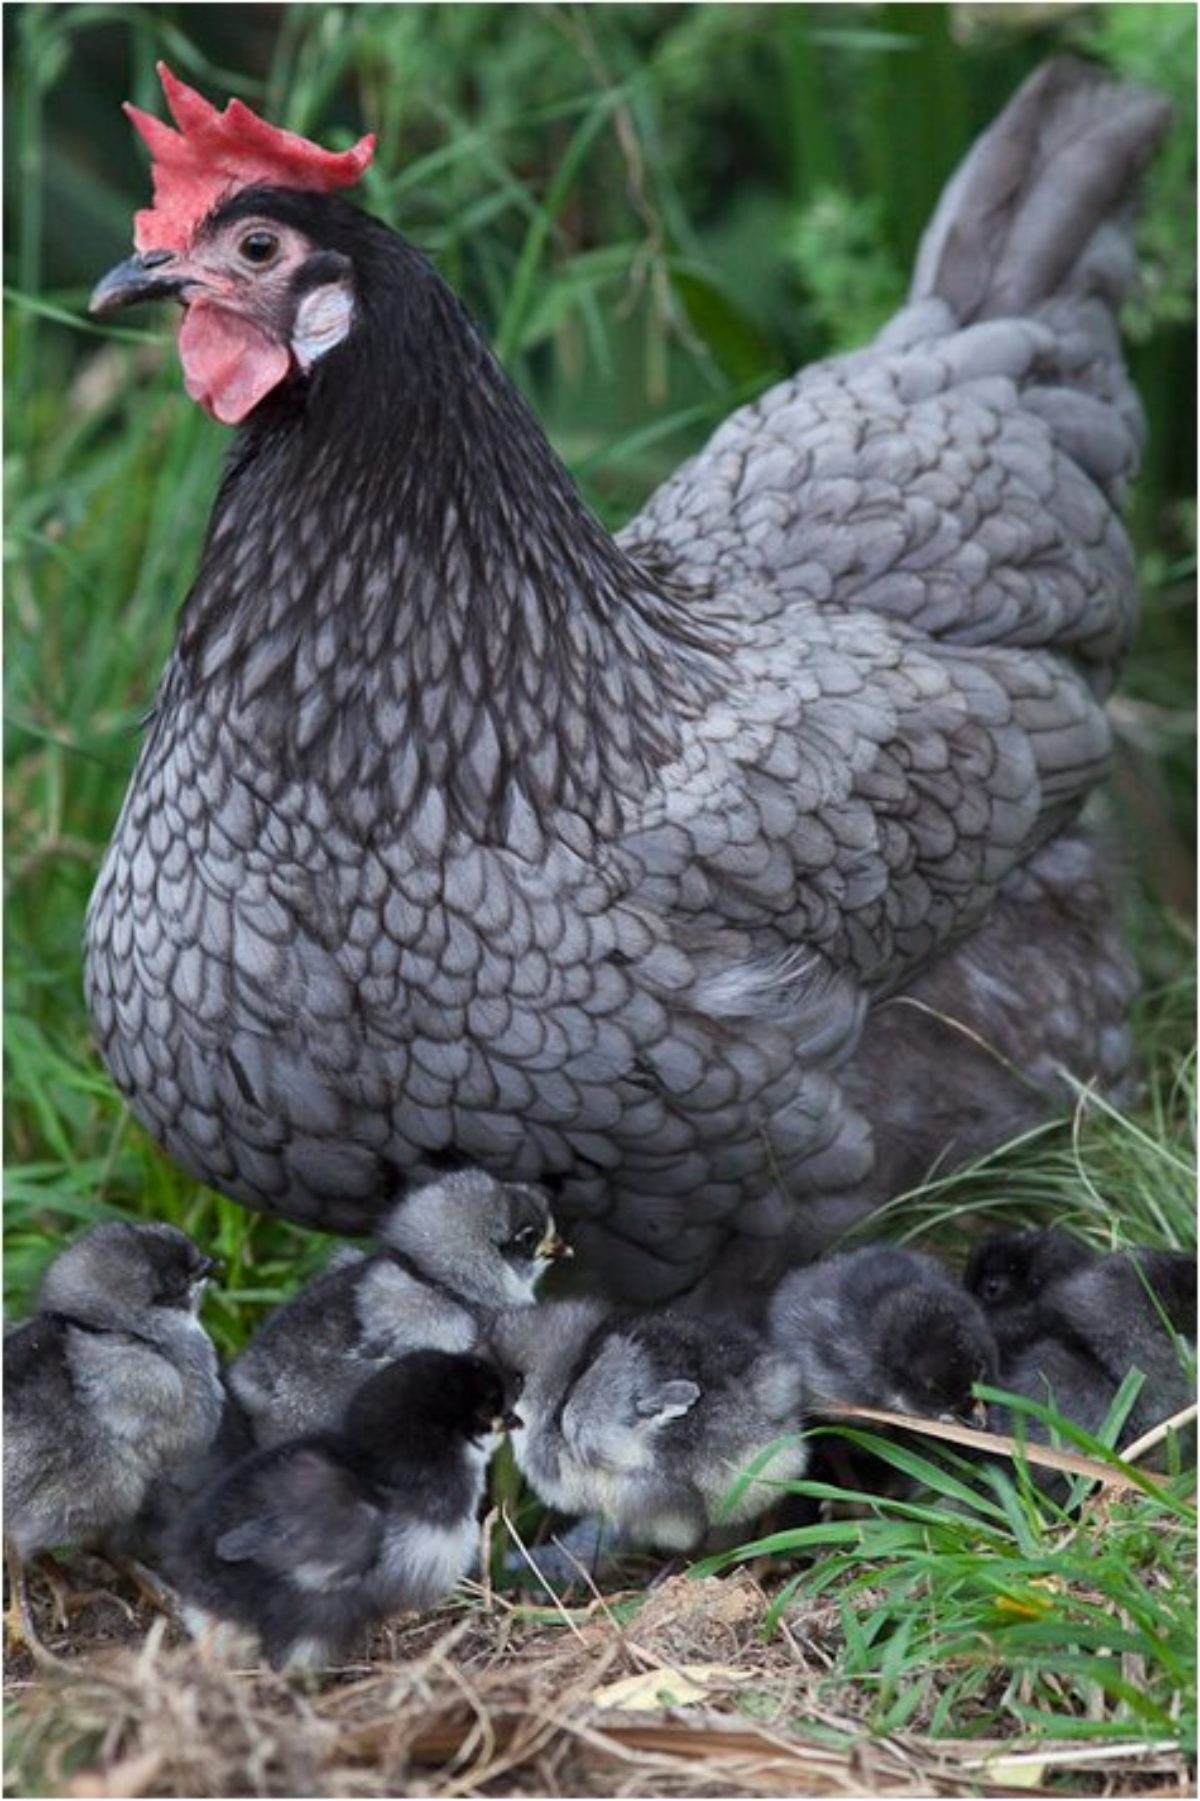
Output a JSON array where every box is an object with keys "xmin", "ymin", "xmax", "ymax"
[
  {"xmin": 4, "ymin": 1222, "xmax": 223, "ymax": 1647},
  {"xmin": 964, "ymin": 1229, "xmax": 1094, "ymax": 1354},
  {"xmin": 764, "ymin": 1246, "xmax": 999, "ymax": 1510},
  {"xmin": 163, "ymin": 1351, "xmax": 517, "ymax": 1668},
  {"xmin": 767, "ymin": 1247, "xmax": 998, "ymax": 1424},
  {"xmin": 1132, "ymin": 1250, "xmax": 1198, "ymax": 1340},
  {"xmin": 976, "ymin": 1239, "xmax": 1196, "ymax": 1457},
  {"xmin": 230, "ymin": 1171, "xmax": 567, "ymax": 1446}
]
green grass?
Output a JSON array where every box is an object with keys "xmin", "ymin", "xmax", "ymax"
[
  {"xmin": 4, "ymin": 0, "xmax": 1196, "ymax": 1769},
  {"xmin": 687, "ymin": 958, "xmax": 1195, "ymax": 1756},
  {"xmin": 854, "ymin": 970, "xmax": 1197, "ymax": 1260},
  {"xmin": 702, "ymin": 1424, "xmax": 1196, "ymax": 1750}
]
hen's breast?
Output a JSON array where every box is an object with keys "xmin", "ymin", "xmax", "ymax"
[
  {"xmin": 84, "ymin": 673, "xmax": 876, "ymax": 1296},
  {"xmin": 83, "ymin": 545, "xmax": 1124, "ymax": 1308}
]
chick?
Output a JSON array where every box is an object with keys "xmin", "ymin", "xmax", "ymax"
[
  {"xmin": 1133, "ymin": 1250, "xmax": 1198, "ymax": 1341},
  {"xmin": 982, "ymin": 1244, "xmax": 1196, "ymax": 1455},
  {"xmin": 4, "ymin": 1222, "xmax": 222, "ymax": 1649},
  {"xmin": 963, "ymin": 1229, "xmax": 1094, "ymax": 1353},
  {"xmin": 969, "ymin": 1233, "xmax": 1195, "ymax": 1339},
  {"xmin": 495, "ymin": 1302, "xmax": 806, "ymax": 1554},
  {"xmin": 115, "ymin": 1373, "xmax": 256, "ymax": 1568},
  {"xmin": 164, "ymin": 1351, "xmax": 516, "ymax": 1668},
  {"xmin": 767, "ymin": 1247, "xmax": 998, "ymax": 1424},
  {"xmin": 231, "ymin": 1171, "xmax": 567, "ymax": 1446}
]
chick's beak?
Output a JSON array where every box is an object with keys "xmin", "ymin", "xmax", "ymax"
[
  {"xmin": 495, "ymin": 1409, "xmax": 524, "ymax": 1433},
  {"xmin": 90, "ymin": 249, "xmax": 192, "ymax": 315},
  {"xmin": 536, "ymin": 1229, "xmax": 572, "ymax": 1262}
]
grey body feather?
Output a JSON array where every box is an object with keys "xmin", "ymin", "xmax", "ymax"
[
  {"xmin": 495, "ymin": 1302, "xmax": 806, "ymax": 1550},
  {"xmin": 3, "ymin": 1224, "xmax": 223, "ymax": 1560},
  {"xmin": 230, "ymin": 1171, "xmax": 557, "ymax": 1444},
  {"xmin": 113, "ymin": 1376, "xmax": 256, "ymax": 1564},
  {"xmin": 85, "ymin": 62, "xmax": 1166, "ymax": 1302}
]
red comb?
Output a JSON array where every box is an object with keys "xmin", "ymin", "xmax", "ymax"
[{"xmin": 125, "ymin": 62, "xmax": 375, "ymax": 253}]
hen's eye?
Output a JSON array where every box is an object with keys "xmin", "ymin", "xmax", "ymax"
[{"xmin": 238, "ymin": 230, "xmax": 281, "ymax": 267}]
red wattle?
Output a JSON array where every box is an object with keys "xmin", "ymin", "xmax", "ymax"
[{"xmin": 177, "ymin": 301, "xmax": 290, "ymax": 426}]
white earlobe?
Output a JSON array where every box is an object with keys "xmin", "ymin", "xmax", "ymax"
[{"xmin": 292, "ymin": 283, "xmax": 355, "ymax": 370}]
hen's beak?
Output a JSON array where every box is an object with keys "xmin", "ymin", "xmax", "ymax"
[
  {"xmin": 970, "ymin": 1397, "xmax": 990, "ymax": 1430},
  {"xmin": 536, "ymin": 1229, "xmax": 573, "ymax": 1262},
  {"xmin": 90, "ymin": 249, "xmax": 191, "ymax": 315}
]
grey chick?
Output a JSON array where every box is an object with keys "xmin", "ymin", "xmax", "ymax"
[
  {"xmin": 163, "ymin": 1351, "xmax": 517, "ymax": 1668},
  {"xmin": 495, "ymin": 1302, "xmax": 806, "ymax": 1554},
  {"xmin": 983, "ymin": 1244, "xmax": 1196, "ymax": 1457},
  {"xmin": 967, "ymin": 1228, "xmax": 1195, "ymax": 1347},
  {"xmin": 4, "ymin": 1222, "xmax": 222, "ymax": 1649},
  {"xmin": 767, "ymin": 1247, "xmax": 999, "ymax": 1424},
  {"xmin": 230, "ymin": 1171, "xmax": 567, "ymax": 1446},
  {"xmin": 115, "ymin": 1373, "xmax": 256, "ymax": 1569}
]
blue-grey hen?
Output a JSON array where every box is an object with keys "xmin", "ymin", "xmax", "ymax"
[{"xmin": 86, "ymin": 61, "xmax": 1167, "ymax": 1305}]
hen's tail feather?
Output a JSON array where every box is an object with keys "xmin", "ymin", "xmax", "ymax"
[{"xmin": 911, "ymin": 57, "xmax": 1171, "ymax": 325}]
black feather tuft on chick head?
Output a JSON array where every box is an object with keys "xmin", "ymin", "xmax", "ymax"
[
  {"xmin": 343, "ymin": 1350, "xmax": 514, "ymax": 1446},
  {"xmin": 37, "ymin": 1220, "xmax": 216, "ymax": 1323},
  {"xmin": 877, "ymin": 1287, "xmax": 999, "ymax": 1423},
  {"xmin": 964, "ymin": 1229, "xmax": 1092, "ymax": 1311}
]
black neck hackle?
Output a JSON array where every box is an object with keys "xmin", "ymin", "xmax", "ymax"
[{"xmin": 174, "ymin": 187, "xmax": 725, "ymax": 844}]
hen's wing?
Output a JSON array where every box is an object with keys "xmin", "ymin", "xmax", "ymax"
[
  {"xmin": 619, "ymin": 600, "xmax": 1110, "ymax": 997},
  {"xmin": 609, "ymin": 59, "xmax": 1169, "ymax": 1025},
  {"xmin": 624, "ymin": 61, "xmax": 1169, "ymax": 679}
]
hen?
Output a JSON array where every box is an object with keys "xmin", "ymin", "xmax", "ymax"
[{"xmin": 86, "ymin": 60, "xmax": 1167, "ymax": 1305}]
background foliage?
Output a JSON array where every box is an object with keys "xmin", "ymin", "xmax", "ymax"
[{"xmin": 5, "ymin": 1, "xmax": 1195, "ymax": 1332}]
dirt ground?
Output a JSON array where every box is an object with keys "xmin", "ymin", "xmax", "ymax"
[{"xmin": 3, "ymin": 1555, "xmax": 1192, "ymax": 1799}]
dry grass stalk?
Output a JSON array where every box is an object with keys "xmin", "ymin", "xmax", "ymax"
[
  {"xmin": 828, "ymin": 1403, "xmax": 1179, "ymax": 1490},
  {"xmin": 4, "ymin": 1569, "xmax": 1192, "ymax": 1798},
  {"xmin": 1120, "ymin": 1403, "xmax": 1198, "ymax": 1467}
]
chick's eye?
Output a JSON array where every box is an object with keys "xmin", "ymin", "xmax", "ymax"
[
  {"xmin": 238, "ymin": 230, "xmax": 281, "ymax": 267},
  {"xmin": 505, "ymin": 1226, "xmax": 539, "ymax": 1259},
  {"xmin": 980, "ymin": 1276, "xmax": 1005, "ymax": 1302},
  {"xmin": 155, "ymin": 1278, "xmax": 191, "ymax": 1306}
]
